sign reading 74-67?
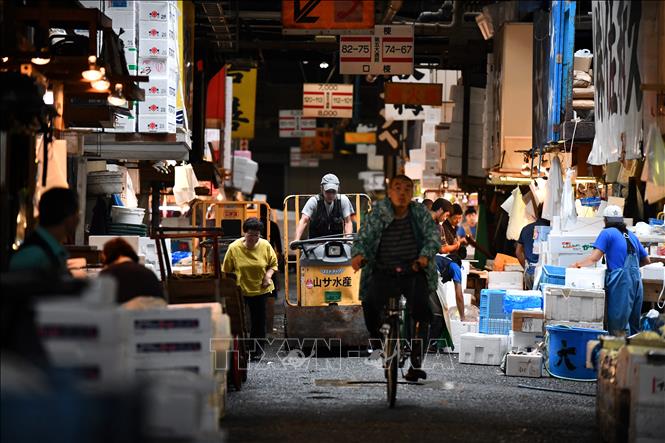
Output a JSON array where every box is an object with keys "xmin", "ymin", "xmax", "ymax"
[
  {"xmin": 282, "ymin": 0, "xmax": 374, "ymax": 34},
  {"xmin": 340, "ymin": 25, "xmax": 414, "ymax": 75}
]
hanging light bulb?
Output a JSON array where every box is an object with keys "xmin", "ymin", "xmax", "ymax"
[
  {"xmin": 91, "ymin": 68, "xmax": 110, "ymax": 91},
  {"xmin": 107, "ymin": 83, "xmax": 126, "ymax": 106},
  {"xmin": 82, "ymin": 55, "xmax": 103, "ymax": 81},
  {"xmin": 31, "ymin": 48, "xmax": 51, "ymax": 65},
  {"xmin": 2, "ymin": 57, "xmax": 8, "ymax": 63}
]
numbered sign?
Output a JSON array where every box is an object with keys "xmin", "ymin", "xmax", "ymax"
[
  {"xmin": 279, "ymin": 110, "xmax": 316, "ymax": 137},
  {"xmin": 282, "ymin": 0, "xmax": 374, "ymax": 34},
  {"xmin": 339, "ymin": 25, "xmax": 414, "ymax": 75},
  {"xmin": 303, "ymin": 83, "xmax": 353, "ymax": 118}
]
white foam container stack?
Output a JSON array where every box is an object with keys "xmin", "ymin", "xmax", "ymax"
[
  {"xmin": 565, "ymin": 267, "xmax": 605, "ymax": 289},
  {"xmin": 459, "ymin": 332, "xmax": 509, "ymax": 365},
  {"xmin": 488, "ymin": 271, "xmax": 523, "ymax": 289},
  {"xmin": 111, "ymin": 205, "xmax": 145, "ymax": 224},
  {"xmin": 543, "ymin": 285, "xmax": 605, "ymax": 323},
  {"xmin": 449, "ymin": 320, "xmax": 479, "ymax": 353}
]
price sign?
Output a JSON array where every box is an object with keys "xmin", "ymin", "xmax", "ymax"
[
  {"xmin": 339, "ymin": 25, "xmax": 414, "ymax": 75},
  {"xmin": 303, "ymin": 83, "xmax": 353, "ymax": 118},
  {"xmin": 279, "ymin": 110, "xmax": 316, "ymax": 137}
]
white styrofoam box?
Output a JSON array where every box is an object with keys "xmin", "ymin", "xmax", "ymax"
[
  {"xmin": 545, "ymin": 320, "xmax": 604, "ymax": 330},
  {"xmin": 115, "ymin": 27, "xmax": 136, "ymax": 49},
  {"xmin": 140, "ymin": 19, "xmax": 176, "ymax": 40},
  {"xmin": 449, "ymin": 320, "xmax": 478, "ymax": 354},
  {"xmin": 421, "ymin": 174, "xmax": 440, "ymax": 189},
  {"xmin": 445, "ymin": 134, "xmax": 462, "ymax": 157},
  {"xmin": 509, "ymin": 330, "xmax": 543, "ymax": 351},
  {"xmin": 424, "ymin": 159, "xmax": 440, "ymax": 175},
  {"xmin": 548, "ymin": 233, "xmax": 599, "ymax": 254},
  {"xmin": 125, "ymin": 307, "xmax": 213, "ymax": 338},
  {"xmin": 488, "ymin": 271, "xmax": 523, "ymax": 289},
  {"xmin": 138, "ymin": 114, "xmax": 176, "ymax": 133},
  {"xmin": 131, "ymin": 352, "xmax": 214, "ymax": 377},
  {"xmin": 140, "ymin": 78, "xmax": 177, "ymax": 98},
  {"xmin": 505, "ymin": 264, "xmax": 524, "ymax": 272},
  {"xmin": 139, "ymin": 38, "xmax": 176, "ymax": 58},
  {"xmin": 543, "ymin": 285, "xmax": 605, "ymax": 322},
  {"xmin": 409, "ymin": 148, "xmax": 426, "ymax": 163},
  {"xmin": 630, "ymin": 404, "xmax": 665, "ymax": 442},
  {"xmin": 641, "ymin": 263, "xmax": 665, "ymax": 281},
  {"xmin": 127, "ymin": 332, "xmax": 214, "ymax": 372},
  {"xmin": 565, "ymin": 267, "xmax": 605, "ymax": 289},
  {"xmin": 459, "ymin": 333, "xmax": 509, "ymax": 365},
  {"xmin": 139, "ymin": 96, "xmax": 176, "ymax": 115},
  {"xmin": 44, "ymin": 341, "xmax": 128, "ymax": 384},
  {"xmin": 505, "ymin": 352, "xmax": 543, "ymax": 377},
  {"xmin": 106, "ymin": 10, "xmax": 136, "ymax": 30},
  {"xmin": 36, "ymin": 300, "xmax": 125, "ymax": 344},
  {"xmin": 424, "ymin": 142, "xmax": 440, "ymax": 159},
  {"xmin": 139, "ymin": 1, "xmax": 177, "ymax": 22},
  {"xmin": 124, "ymin": 47, "xmax": 138, "ymax": 65},
  {"xmin": 448, "ymin": 84, "xmax": 463, "ymax": 103},
  {"xmin": 107, "ymin": 112, "xmax": 137, "ymax": 133},
  {"xmin": 631, "ymin": 362, "xmax": 665, "ymax": 406},
  {"xmin": 138, "ymin": 57, "xmax": 178, "ymax": 81},
  {"xmin": 443, "ymin": 155, "xmax": 462, "ymax": 175}
]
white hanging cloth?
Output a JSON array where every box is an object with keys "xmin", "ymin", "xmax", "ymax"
[
  {"xmin": 505, "ymin": 187, "xmax": 529, "ymax": 241},
  {"xmin": 173, "ymin": 164, "xmax": 200, "ymax": 206},
  {"xmin": 560, "ymin": 168, "xmax": 578, "ymax": 230},
  {"xmin": 542, "ymin": 155, "xmax": 563, "ymax": 221},
  {"xmin": 641, "ymin": 123, "xmax": 665, "ymax": 203}
]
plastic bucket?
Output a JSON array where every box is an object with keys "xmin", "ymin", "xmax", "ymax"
[
  {"xmin": 111, "ymin": 206, "xmax": 145, "ymax": 225},
  {"xmin": 546, "ymin": 325, "xmax": 607, "ymax": 380}
]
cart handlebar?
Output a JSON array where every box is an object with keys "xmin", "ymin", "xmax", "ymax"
[{"xmin": 289, "ymin": 234, "xmax": 357, "ymax": 250}]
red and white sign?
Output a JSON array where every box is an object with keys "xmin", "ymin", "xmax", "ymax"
[
  {"xmin": 302, "ymin": 83, "xmax": 353, "ymax": 118},
  {"xmin": 339, "ymin": 25, "xmax": 414, "ymax": 75},
  {"xmin": 279, "ymin": 110, "xmax": 316, "ymax": 137}
]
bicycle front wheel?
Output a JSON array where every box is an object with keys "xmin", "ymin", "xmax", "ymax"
[{"xmin": 385, "ymin": 316, "xmax": 399, "ymax": 408}]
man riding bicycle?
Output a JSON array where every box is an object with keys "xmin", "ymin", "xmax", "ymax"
[{"xmin": 351, "ymin": 175, "xmax": 441, "ymax": 382}]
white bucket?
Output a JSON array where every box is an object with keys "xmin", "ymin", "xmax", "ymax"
[
  {"xmin": 111, "ymin": 206, "xmax": 145, "ymax": 225},
  {"xmin": 573, "ymin": 49, "xmax": 593, "ymax": 73}
]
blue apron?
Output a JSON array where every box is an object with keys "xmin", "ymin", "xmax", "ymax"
[{"xmin": 604, "ymin": 234, "xmax": 643, "ymax": 336}]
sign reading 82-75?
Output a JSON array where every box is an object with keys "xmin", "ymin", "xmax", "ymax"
[
  {"xmin": 340, "ymin": 25, "xmax": 414, "ymax": 75},
  {"xmin": 302, "ymin": 83, "xmax": 354, "ymax": 118}
]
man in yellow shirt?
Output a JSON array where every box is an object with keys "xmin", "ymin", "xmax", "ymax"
[{"xmin": 223, "ymin": 217, "xmax": 278, "ymax": 360}]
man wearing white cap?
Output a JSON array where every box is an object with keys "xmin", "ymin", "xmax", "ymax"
[
  {"xmin": 293, "ymin": 173, "xmax": 354, "ymax": 241},
  {"xmin": 571, "ymin": 205, "xmax": 650, "ymax": 336}
]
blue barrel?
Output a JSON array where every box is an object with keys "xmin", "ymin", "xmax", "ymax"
[{"xmin": 546, "ymin": 325, "xmax": 607, "ymax": 380}]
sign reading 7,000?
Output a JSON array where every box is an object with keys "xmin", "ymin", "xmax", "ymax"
[
  {"xmin": 303, "ymin": 83, "xmax": 354, "ymax": 118},
  {"xmin": 282, "ymin": 0, "xmax": 374, "ymax": 33}
]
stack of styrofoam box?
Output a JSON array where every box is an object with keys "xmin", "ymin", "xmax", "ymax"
[
  {"xmin": 543, "ymin": 284, "xmax": 605, "ymax": 330},
  {"xmin": 423, "ymin": 142, "xmax": 441, "ymax": 177},
  {"xmin": 459, "ymin": 332, "xmax": 509, "ymax": 365},
  {"xmin": 103, "ymin": 1, "xmax": 139, "ymax": 132},
  {"xmin": 510, "ymin": 309, "xmax": 544, "ymax": 352},
  {"xmin": 615, "ymin": 346, "xmax": 665, "ymax": 443},
  {"xmin": 467, "ymin": 87, "xmax": 486, "ymax": 178},
  {"xmin": 487, "ymin": 271, "xmax": 523, "ymax": 290},
  {"xmin": 232, "ymin": 155, "xmax": 259, "ymax": 194},
  {"xmin": 442, "ymin": 84, "xmax": 463, "ymax": 175},
  {"xmin": 138, "ymin": 1, "xmax": 178, "ymax": 133},
  {"xmin": 36, "ymin": 295, "xmax": 128, "ymax": 386},
  {"xmin": 450, "ymin": 320, "xmax": 478, "ymax": 354}
]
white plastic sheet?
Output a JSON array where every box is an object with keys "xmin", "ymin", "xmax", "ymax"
[
  {"xmin": 506, "ymin": 187, "xmax": 529, "ymax": 241},
  {"xmin": 173, "ymin": 164, "xmax": 200, "ymax": 206},
  {"xmin": 641, "ymin": 123, "xmax": 665, "ymax": 203},
  {"xmin": 542, "ymin": 155, "xmax": 563, "ymax": 221},
  {"xmin": 560, "ymin": 168, "xmax": 578, "ymax": 230}
]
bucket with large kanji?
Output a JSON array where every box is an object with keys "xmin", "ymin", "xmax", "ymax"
[{"xmin": 546, "ymin": 325, "xmax": 607, "ymax": 380}]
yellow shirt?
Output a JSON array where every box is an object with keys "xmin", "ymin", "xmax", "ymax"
[{"xmin": 222, "ymin": 238, "xmax": 278, "ymax": 296}]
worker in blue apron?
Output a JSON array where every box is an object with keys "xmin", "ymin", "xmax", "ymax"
[{"xmin": 570, "ymin": 206, "xmax": 650, "ymax": 336}]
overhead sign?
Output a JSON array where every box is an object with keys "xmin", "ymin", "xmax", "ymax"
[
  {"xmin": 301, "ymin": 128, "xmax": 333, "ymax": 154},
  {"xmin": 228, "ymin": 67, "xmax": 257, "ymax": 139},
  {"xmin": 303, "ymin": 83, "xmax": 353, "ymax": 118},
  {"xmin": 290, "ymin": 147, "xmax": 319, "ymax": 167},
  {"xmin": 384, "ymin": 82, "xmax": 443, "ymax": 106},
  {"xmin": 339, "ymin": 25, "xmax": 414, "ymax": 75},
  {"xmin": 282, "ymin": 0, "xmax": 374, "ymax": 34},
  {"xmin": 279, "ymin": 110, "xmax": 316, "ymax": 138},
  {"xmin": 344, "ymin": 132, "xmax": 376, "ymax": 144}
]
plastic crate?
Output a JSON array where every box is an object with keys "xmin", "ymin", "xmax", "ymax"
[
  {"xmin": 538, "ymin": 265, "xmax": 566, "ymax": 289},
  {"xmin": 480, "ymin": 289, "xmax": 543, "ymax": 335},
  {"xmin": 479, "ymin": 317, "xmax": 511, "ymax": 335},
  {"xmin": 479, "ymin": 289, "xmax": 506, "ymax": 317}
]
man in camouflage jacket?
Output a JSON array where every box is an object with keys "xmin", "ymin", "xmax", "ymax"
[{"xmin": 351, "ymin": 175, "xmax": 440, "ymax": 381}]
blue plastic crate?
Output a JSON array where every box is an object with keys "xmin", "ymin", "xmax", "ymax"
[
  {"xmin": 479, "ymin": 317, "xmax": 511, "ymax": 335},
  {"xmin": 480, "ymin": 289, "xmax": 506, "ymax": 317},
  {"xmin": 539, "ymin": 265, "xmax": 566, "ymax": 289}
]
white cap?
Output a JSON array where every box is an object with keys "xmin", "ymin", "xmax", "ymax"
[
  {"xmin": 603, "ymin": 205, "xmax": 623, "ymax": 221},
  {"xmin": 321, "ymin": 173, "xmax": 339, "ymax": 192}
]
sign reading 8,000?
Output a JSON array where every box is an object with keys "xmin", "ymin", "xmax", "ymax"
[{"xmin": 303, "ymin": 83, "xmax": 354, "ymax": 118}]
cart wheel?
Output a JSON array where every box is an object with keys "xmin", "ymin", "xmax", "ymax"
[{"xmin": 230, "ymin": 336, "xmax": 243, "ymax": 391}]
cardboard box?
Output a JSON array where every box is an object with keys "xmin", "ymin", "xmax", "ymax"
[
  {"xmin": 138, "ymin": 114, "xmax": 176, "ymax": 133},
  {"xmin": 511, "ymin": 310, "xmax": 544, "ymax": 333},
  {"xmin": 565, "ymin": 267, "xmax": 605, "ymax": 289},
  {"xmin": 505, "ymin": 352, "xmax": 543, "ymax": 377},
  {"xmin": 139, "ymin": 96, "xmax": 177, "ymax": 115},
  {"xmin": 139, "ymin": 38, "xmax": 176, "ymax": 58},
  {"xmin": 459, "ymin": 332, "xmax": 508, "ymax": 365},
  {"xmin": 631, "ymin": 361, "xmax": 665, "ymax": 406},
  {"xmin": 488, "ymin": 271, "xmax": 523, "ymax": 289},
  {"xmin": 543, "ymin": 285, "xmax": 605, "ymax": 322}
]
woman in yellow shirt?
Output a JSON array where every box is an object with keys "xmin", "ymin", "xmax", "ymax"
[{"xmin": 222, "ymin": 217, "xmax": 278, "ymax": 360}]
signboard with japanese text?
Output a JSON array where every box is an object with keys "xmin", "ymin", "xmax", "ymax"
[
  {"xmin": 301, "ymin": 128, "xmax": 333, "ymax": 154},
  {"xmin": 279, "ymin": 110, "xmax": 316, "ymax": 137},
  {"xmin": 227, "ymin": 67, "xmax": 257, "ymax": 139},
  {"xmin": 282, "ymin": 0, "xmax": 374, "ymax": 34},
  {"xmin": 376, "ymin": 89, "xmax": 403, "ymax": 156},
  {"xmin": 339, "ymin": 25, "xmax": 414, "ymax": 75},
  {"xmin": 344, "ymin": 132, "xmax": 376, "ymax": 144},
  {"xmin": 303, "ymin": 83, "xmax": 353, "ymax": 118},
  {"xmin": 384, "ymin": 82, "xmax": 443, "ymax": 106},
  {"xmin": 300, "ymin": 265, "xmax": 360, "ymax": 306},
  {"xmin": 384, "ymin": 68, "xmax": 432, "ymax": 121}
]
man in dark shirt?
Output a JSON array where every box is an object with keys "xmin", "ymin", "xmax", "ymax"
[
  {"xmin": 516, "ymin": 205, "xmax": 550, "ymax": 290},
  {"xmin": 100, "ymin": 238, "xmax": 164, "ymax": 304}
]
